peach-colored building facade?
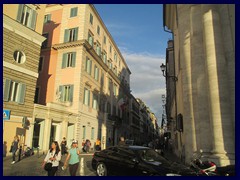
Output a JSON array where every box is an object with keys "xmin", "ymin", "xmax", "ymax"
[{"xmin": 33, "ymin": 4, "xmax": 131, "ymax": 151}]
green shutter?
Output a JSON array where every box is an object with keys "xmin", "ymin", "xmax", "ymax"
[
  {"xmin": 62, "ymin": 53, "xmax": 67, "ymax": 68},
  {"xmin": 85, "ymin": 57, "xmax": 88, "ymax": 71},
  {"xmin": 74, "ymin": 27, "xmax": 78, "ymax": 41},
  {"xmin": 69, "ymin": 85, "xmax": 74, "ymax": 102},
  {"xmin": 72, "ymin": 52, "xmax": 76, "ymax": 67},
  {"xmin": 30, "ymin": 10, "xmax": 37, "ymax": 30},
  {"xmin": 48, "ymin": 14, "xmax": 51, "ymax": 22},
  {"xmin": 17, "ymin": 4, "xmax": 24, "ymax": 22},
  {"xmin": 89, "ymin": 60, "xmax": 92, "ymax": 75},
  {"xmin": 88, "ymin": 90, "xmax": 90, "ymax": 106},
  {"xmin": 64, "ymin": 29, "xmax": 69, "ymax": 43},
  {"xmin": 18, "ymin": 83, "xmax": 26, "ymax": 104},
  {"xmin": 59, "ymin": 86, "xmax": 63, "ymax": 102},
  {"xmin": 3, "ymin": 79, "xmax": 11, "ymax": 101},
  {"xmin": 75, "ymin": 8, "xmax": 78, "ymax": 17}
]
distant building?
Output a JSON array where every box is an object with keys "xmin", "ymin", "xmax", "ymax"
[
  {"xmin": 163, "ymin": 4, "xmax": 235, "ymax": 166},
  {"xmin": 33, "ymin": 4, "xmax": 131, "ymax": 151},
  {"xmin": 3, "ymin": 4, "xmax": 46, "ymax": 155}
]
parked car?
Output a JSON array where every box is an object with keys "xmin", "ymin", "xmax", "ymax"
[
  {"xmin": 92, "ymin": 145, "xmax": 198, "ymax": 176},
  {"xmin": 125, "ymin": 139, "xmax": 134, "ymax": 145}
]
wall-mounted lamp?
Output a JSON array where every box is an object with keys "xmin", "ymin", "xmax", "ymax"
[{"xmin": 160, "ymin": 63, "xmax": 178, "ymax": 81}]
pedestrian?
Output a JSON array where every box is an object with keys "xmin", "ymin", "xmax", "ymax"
[
  {"xmin": 10, "ymin": 135, "xmax": 19, "ymax": 164},
  {"xmin": 82, "ymin": 139, "xmax": 86, "ymax": 152},
  {"xmin": 42, "ymin": 141, "xmax": 61, "ymax": 176},
  {"xmin": 63, "ymin": 140, "xmax": 80, "ymax": 176},
  {"xmin": 95, "ymin": 138, "xmax": 101, "ymax": 151},
  {"xmin": 118, "ymin": 136, "xmax": 125, "ymax": 146},
  {"xmin": 86, "ymin": 139, "xmax": 91, "ymax": 153},
  {"xmin": 61, "ymin": 137, "xmax": 67, "ymax": 155}
]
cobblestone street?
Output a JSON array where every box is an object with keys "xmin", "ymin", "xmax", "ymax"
[{"xmin": 3, "ymin": 153, "xmax": 96, "ymax": 176}]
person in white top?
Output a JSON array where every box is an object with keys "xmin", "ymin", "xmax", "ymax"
[{"xmin": 42, "ymin": 141, "xmax": 61, "ymax": 176}]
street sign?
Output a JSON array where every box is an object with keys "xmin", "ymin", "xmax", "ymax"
[{"xmin": 3, "ymin": 109, "xmax": 10, "ymax": 120}]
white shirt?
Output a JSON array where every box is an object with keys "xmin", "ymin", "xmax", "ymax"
[{"xmin": 44, "ymin": 150, "xmax": 61, "ymax": 167}]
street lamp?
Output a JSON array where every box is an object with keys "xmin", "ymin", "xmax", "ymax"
[{"xmin": 160, "ymin": 63, "xmax": 178, "ymax": 81}]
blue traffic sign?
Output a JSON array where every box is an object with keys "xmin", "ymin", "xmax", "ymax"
[{"xmin": 3, "ymin": 109, "xmax": 10, "ymax": 120}]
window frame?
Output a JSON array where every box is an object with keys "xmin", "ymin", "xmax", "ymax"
[{"xmin": 70, "ymin": 7, "xmax": 78, "ymax": 17}]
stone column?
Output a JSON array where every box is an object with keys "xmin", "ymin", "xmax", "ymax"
[
  {"xmin": 178, "ymin": 4, "xmax": 197, "ymax": 163},
  {"xmin": 190, "ymin": 5, "xmax": 212, "ymax": 155},
  {"xmin": 202, "ymin": 5, "xmax": 235, "ymax": 166},
  {"xmin": 61, "ymin": 119, "xmax": 68, "ymax": 140},
  {"xmin": 42, "ymin": 118, "xmax": 52, "ymax": 152}
]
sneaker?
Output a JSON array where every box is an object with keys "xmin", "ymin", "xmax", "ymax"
[{"xmin": 11, "ymin": 161, "xmax": 15, "ymax": 164}]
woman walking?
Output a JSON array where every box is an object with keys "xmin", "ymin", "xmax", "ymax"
[
  {"xmin": 11, "ymin": 135, "xmax": 19, "ymax": 164},
  {"xmin": 63, "ymin": 140, "xmax": 80, "ymax": 176},
  {"xmin": 42, "ymin": 141, "xmax": 61, "ymax": 176}
]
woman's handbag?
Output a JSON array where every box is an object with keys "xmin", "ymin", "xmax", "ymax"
[{"xmin": 44, "ymin": 162, "xmax": 53, "ymax": 171}]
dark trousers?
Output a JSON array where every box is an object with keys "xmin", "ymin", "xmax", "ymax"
[
  {"xmin": 12, "ymin": 151, "xmax": 17, "ymax": 161},
  {"xmin": 48, "ymin": 166, "xmax": 58, "ymax": 176},
  {"xmin": 69, "ymin": 163, "xmax": 79, "ymax": 176}
]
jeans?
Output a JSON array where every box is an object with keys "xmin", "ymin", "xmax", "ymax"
[
  {"xmin": 69, "ymin": 163, "xmax": 79, "ymax": 176},
  {"xmin": 12, "ymin": 151, "xmax": 17, "ymax": 161},
  {"xmin": 48, "ymin": 166, "xmax": 58, "ymax": 176}
]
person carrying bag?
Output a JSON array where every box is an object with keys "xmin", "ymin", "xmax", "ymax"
[{"xmin": 42, "ymin": 141, "xmax": 61, "ymax": 176}]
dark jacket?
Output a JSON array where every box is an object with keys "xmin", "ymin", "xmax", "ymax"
[{"xmin": 12, "ymin": 140, "xmax": 19, "ymax": 153}]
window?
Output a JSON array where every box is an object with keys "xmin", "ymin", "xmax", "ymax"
[
  {"xmin": 103, "ymin": 52, "xmax": 107, "ymax": 64},
  {"xmin": 114, "ymin": 53, "xmax": 117, "ymax": 62},
  {"xmin": 83, "ymin": 126, "xmax": 86, "ymax": 139},
  {"xmin": 85, "ymin": 57, "xmax": 92, "ymax": 75},
  {"xmin": 16, "ymin": 4, "xmax": 37, "ymax": 30},
  {"xmin": 108, "ymin": 78, "xmax": 112, "ymax": 91},
  {"xmin": 113, "ymin": 67, "xmax": 117, "ymax": 75},
  {"xmin": 92, "ymin": 93, "xmax": 99, "ymax": 110},
  {"xmin": 107, "ymin": 102, "xmax": 111, "ymax": 114},
  {"xmin": 104, "ymin": 36, "xmax": 106, "ymax": 44},
  {"xmin": 44, "ymin": 14, "xmax": 51, "ymax": 23},
  {"xmin": 97, "ymin": 25, "xmax": 100, "ymax": 35},
  {"xmin": 64, "ymin": 27, "xmax": 78, "ymax": 42},
  {"xmin": 34, "ymin": 87, "xmax": 40, "ymax": 103},
  {"xmin": 113, "ymin": 84, "xmax": 117, "ymax": 96},
  {"xmin": 91, "ymin": 127, "xmax": 95, "ymax": 140},
  {"xmin": 58, "ymin": 85, "xmax": 74, "ymax": 102},
  {"xmin": 90, "ymin": 13, "xmax": 93, "ymax": 25},
  {"xmin": 38, "ymin": 57, "xmax": 44, "ymax": 72},
  {"xmin": 13, "ymin": 50, "xmax": 26, "ymax": 64},
  {"xmin": 109, "ymin": 61, "xmax": 112, "ymax": 70},
  {"xmin": 62, "ymin": 52, "xmax": 76, "ymax": 68},
  {"xmin": 4, "ymin": 79, "xmax": 26, "ymax": 104},
  {"xmin": 70, "ymin": 7, "xmax": 78, "ymax": 17},
  {"xmin": 96, "ymin": 44, "xmax": 101, "ymax": 56},
  {"xmin": 101, "ymin": 71, "xmax": 104, "ymax": 86},
  {"xmin": 88, "ymin": 32, "xmax": 94, "ymax": 46},
  {"xmin": 84, "ymin": 88, "xmax": 90, "ymax": 106},
  {"xmin": 42, "ymin": 33, "xmax": 48, "ymax": 48},
  {"xmin": 110, "ymin": 45, "xmax": 112, "ymax": 53},
  {"xmin": 94, "ymin": 65, "xmax": 99, "ymax": 81}
]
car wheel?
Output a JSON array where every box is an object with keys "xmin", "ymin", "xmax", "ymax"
[{"xmin": 96, "ymin": 162, "xmax": 107, "ymax": 176}]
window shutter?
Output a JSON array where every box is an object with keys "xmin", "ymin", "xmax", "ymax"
[
  {"xmin": 59, "ymin": 86, "xmax": 63, "ymax": 102},
  {"xmin": 88, "ymin": 90, "xmax": 90, "ymax": 106},
  {"xmin": 89, "ymin": 60, "xmax": 92, "ymax": 75},
  {"xmin": 75, "ymin": 8, "xmax": 78, "ymax": 17},
  {"xmin": 18, "ymin": 83, "xmax": 26, "ymax": 104},
  {"xmin": 69, "ymin": 85, "xmax": 74, "ymax": 102},
  {"xmin": 64, "ymin": 29, "xmax": 69, "ymax": 43},
  {"xmin": 72, "ymin": 52, "xmax": 76, "ymax": 67},
  {"xmin": 30, "ymin": 10, "xmax": 37, "ymax": 30},
  {"xmin": 85, "ymin": 57, "xmax": 88, "ymax": 71},
  {"xmin": 3, "ymin": 79, "xmax": 11, "ymax": 101},
  {"xmin": 17, "ymin": 4, "xmax": 24, "ymax": 22},
  {"xmin": 89, "ymin": 36, "xmax": 93, "ymax": 46},
  {"xmin": 48, "ymin": 14, "xmax": 51, "ymax": 22},
  {"xmin": 74, "ymin": 27, "xmax": 78, "ymax": 41},
  {"xmin": 62, "ymin": 53, "xmax": 67, "ymax": 68}
]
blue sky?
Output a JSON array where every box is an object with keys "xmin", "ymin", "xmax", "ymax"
[{"xmin": 95, "ymin": 4, "xmax": 172, "ymax": 124}]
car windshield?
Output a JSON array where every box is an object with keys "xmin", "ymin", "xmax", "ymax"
[{"xmin": 137, "ymin": 149, "xmax": 170, "ymax": 165}]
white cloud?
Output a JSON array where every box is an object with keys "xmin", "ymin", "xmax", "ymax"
[{"xmin": 122, "ymin": 51, "xmax": 166, "ymax": 124}]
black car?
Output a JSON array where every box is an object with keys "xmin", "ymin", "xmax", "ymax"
[{"xmin": 92, "ymin": 145, "xmax": 198, "ymax": 176}]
